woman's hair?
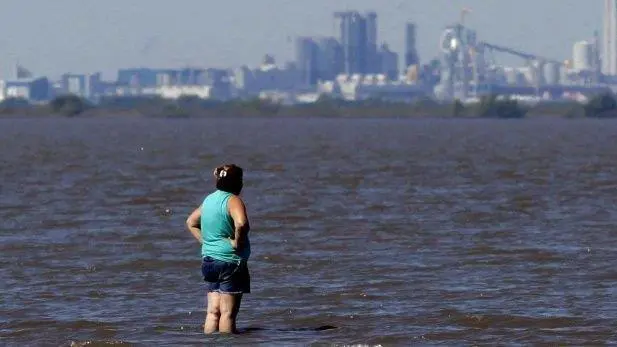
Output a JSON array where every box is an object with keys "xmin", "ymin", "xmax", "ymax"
[{"xmin": 213, "ymin": 164, "xmax": 243, "ymax": 195}]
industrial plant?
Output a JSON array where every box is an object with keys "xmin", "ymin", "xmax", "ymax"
[
  {"xmin": 434, "ymin": 7, "xmax": 609, "ymax": 103},
  {"xmin": 0, "ymin": 4, "xmax": 616, "ymax": 105},
  {"xmin": 296, "ymin": 5, "xmax": 617, "ymax": 104}
]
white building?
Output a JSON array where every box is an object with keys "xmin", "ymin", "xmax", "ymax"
[
  {"xmin": 59, "ymin": 73, "xmax": 102, "ymax": 100},
  {"xmin": 572, "ymin": 40, "xmax": 594, "ymax": 72},
  {"xmin": 231, "ymin": 61, "xmax": 300, "ymax": 97},
  {"xmin": 0, "ymin": 77, "xmax": 51, "ymax": 102},
  {"xmin": 156, "ymin": 85, "xmax": 212, "ymax": 99},
  {"xmin": 326, "ymin": 74, "xmax": 428, "ymax": 101}
]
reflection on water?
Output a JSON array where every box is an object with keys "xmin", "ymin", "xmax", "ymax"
[{"xmin": 2, "ymin": 117, "xmax": 617, "ymax": 345}]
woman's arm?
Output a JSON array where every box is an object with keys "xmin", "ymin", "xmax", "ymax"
[
  {"xmin": 185, "ymin": 206, "xmax": 203, "ymax": 244},
  {"xmin": 228, "ymin": 196, "xmax": 250, "ymax": 251}
]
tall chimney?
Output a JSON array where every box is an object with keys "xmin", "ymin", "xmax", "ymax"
[{"xmin": 604, "ymin": 0, "xmax": 612, "ymax": 75}]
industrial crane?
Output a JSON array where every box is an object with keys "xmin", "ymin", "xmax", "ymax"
[
  {"xmin": 476, "ymin": 42, "xmax": 564, "ymax": 66},
  {"xmin": 456, "ymin": 6, "xmax": 562, "ymax": 66}
]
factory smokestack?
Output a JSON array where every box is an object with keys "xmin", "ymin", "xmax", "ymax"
[{"xmin": 604, "ymin": 0, "xmax": 617, "ymax": 75}]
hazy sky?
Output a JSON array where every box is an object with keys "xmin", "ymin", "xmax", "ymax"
[{"xmin": 0, "ymin": 0, "xmax": 601, "ymax": 79}]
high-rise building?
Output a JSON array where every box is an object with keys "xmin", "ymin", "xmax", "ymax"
[
  {"xmin": 334, "ymin": 11, "xmax": 376, "ymax": 74},
  {"xmin": 365, "ymin": 12, "xmax": 379, "ymax": 73},
  {"xmin": 334, "ymin": 12, "xmax": 352, "ymax": 74},
  {"xmin": 354, "ymin": 13, "xmax": 368, "ymax": 73},
  {"xmin": 296, "ymin": 37, "xmax": 319, "ymax": 86},
  {"xmin": 316, "ymin": 37, "xmax": 344, "ymax": 81},
  {"xmin": 379, "ymin": 43, "xmax": 399, "ymax": 80},
  {"xmin": 405, "ymin": 22, "xmax": 420, "ymax": 68}
]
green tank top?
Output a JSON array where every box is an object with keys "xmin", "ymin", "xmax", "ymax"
[{"xmin": 200, "ymin": 190, "xmax": 250, "ymax": 263}]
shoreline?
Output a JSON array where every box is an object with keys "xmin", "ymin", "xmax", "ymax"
[{"xmin": 1, "ymin": 93, "xmax": 616, "ymax": 119}]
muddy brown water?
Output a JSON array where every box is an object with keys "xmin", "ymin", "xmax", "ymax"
[{"xmin": 2, "ymin": 117, "xmax": 617, "ymax": 346}]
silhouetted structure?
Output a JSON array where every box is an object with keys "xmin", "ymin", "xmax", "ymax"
[
  {"xmin": 317, "ymin": 37, "xmax": 344, "ymax": 82},
  {"xmin": 334, "ymin": 11, "xmax": 379, "ymax": 74},
  {"xmin": 296, "ymin": 37, "xmax": 319, "ymax": 86},
  {"xmin": 405, "ymin": 22, "xmax": 420, "ymax": 68}
]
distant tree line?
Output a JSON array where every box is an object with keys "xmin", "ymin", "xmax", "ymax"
[{"xmin": 2, "ymin": 92, "xmax": 617, "ymax": 119}]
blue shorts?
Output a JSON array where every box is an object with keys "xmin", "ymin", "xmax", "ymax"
[{"xmin": 201, "ymin": 256, "xmax": 250, "ymax": 294}]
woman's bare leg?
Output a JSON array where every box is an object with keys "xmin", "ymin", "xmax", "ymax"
[
  {"xmin": 204, "ymin": 292, "xmax": 221, "ymax": 334},
  {"xmin": 219, "ymin": 293, "xmax": 242, "ymax": 333}
]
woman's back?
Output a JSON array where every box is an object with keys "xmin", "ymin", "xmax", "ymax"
[{"xmin": 201, "ymin": 190, "xmax": 250, "ymax": 263}]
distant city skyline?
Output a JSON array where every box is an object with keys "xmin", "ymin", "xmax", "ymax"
[{"xmin": 0, "ymin": 0, "xmax": 601, "ymax": 79}]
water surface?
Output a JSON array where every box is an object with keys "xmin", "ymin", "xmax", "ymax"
[{"xmin": 2, "ymin": 117, "xmax": 617, "ymax": 346}]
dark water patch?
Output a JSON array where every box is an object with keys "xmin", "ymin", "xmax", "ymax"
[
  {"xmin": 69, "ymin": 341, "xmax": 135, "ymax": 347},
  {"xmin": 240, "ymin": 325, "xmax": 337, "ymax": 333}
]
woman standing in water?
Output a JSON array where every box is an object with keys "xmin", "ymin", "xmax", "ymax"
[{"xmin": 185, "ymin": 164, "xmax": 251, "ymax": 334}]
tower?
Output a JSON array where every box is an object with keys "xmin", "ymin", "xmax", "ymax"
[
  {"xmin": 334, "ymin": 11, "xmax": 372, "ymax": 74},
  {"xmin": 296, "ymin": 37, "xmax": 319, "ymax": 86},
  {"xmin": 405, "ymin": 22, "xmax": 420, "ymax": 68},
  {"xmin": 365, "ymin": 12, "xmax": 378, "ymax": 73},
  {"xmin": 334, "ymin": 11, "xmax": 354, "ymax": 74},
  {"xmin": 317, "ymin": 37, "xmax": 344, "ymax": 81},
  {"xmin": 603, "ymin": 0, "xmax": 617, "ymax": 75}
]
